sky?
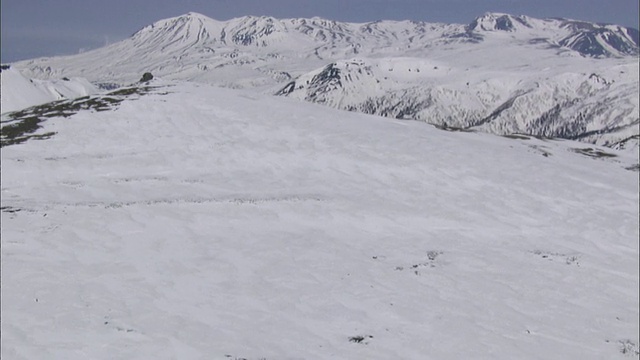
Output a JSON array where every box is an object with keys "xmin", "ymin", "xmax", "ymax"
[{"xmin": 1, "ymin": 0, "xmax": 639, "ymax": 63}]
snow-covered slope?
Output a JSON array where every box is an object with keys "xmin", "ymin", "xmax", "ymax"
[
  {"xmin": 1, "ymin": 81, "xmax": 639, "ymax": 359},
  {"xmin": 272, "ymin": 13, "xmax": 639, "ymax": 147},
  {"xmin": 7, "ymin": 12, "xmax": 640, "ymax": 146},
  {"xmin": 10, "ymin": 12, "xmax": 468, "ymax": 87},
  {"xmin": 469, "ymin": 13, "xmax": 639, "ymax": 58},
  {"xmin": 1, "ymin": 66, "xmax": 97, "ymax": 114},
  {"xmin": 276, "ymin": 57, "xmax": 639, "ymax": 147}
]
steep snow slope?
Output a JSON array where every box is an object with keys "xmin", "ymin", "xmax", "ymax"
[
  {"xmin": 1, "ymin": 81, "xmax": 638, "ymax": 359},
  {"xmin": 0, "ymin": 66, "xmax": 97, "ymax": 114}
]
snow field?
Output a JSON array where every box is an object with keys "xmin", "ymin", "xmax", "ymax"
[{"xmin": 1, "ymin": 82, "xmax": 638, "ymax": 359}]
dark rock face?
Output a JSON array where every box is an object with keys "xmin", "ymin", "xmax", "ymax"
[
  {"xmin": 140, "ymin": 72, "xmax": 154, "ymax": 82},
  {"xmin": 494, "ymin": 16, "xmax": 514, "ymax": 31},
  {"xmin": 559, "ymin": 26, "xmax": 640, "ymax": 57},
  {"xmin": 276, "ymin": 63, "xmax": 343, "ymax": 102}
]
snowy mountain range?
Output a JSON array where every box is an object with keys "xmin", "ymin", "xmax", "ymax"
[{"xmin": 4, "ymin": 11, "xmax": 640, "ymax": 147}]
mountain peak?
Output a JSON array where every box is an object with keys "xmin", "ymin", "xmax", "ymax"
[
  {"xmin": 128, "ymin": 11, "xmax": 224, "ymax": 53},
  {"xmin": 469, "ymin": 12, "xmax": 533, "ymax": 32},
  {"xmin": 166, "ymin": 11, "xmax": 209, "ymax": 21},
  {"xmin": 184, "ymin": 11, "xmax": 209, "ymax": 18},
  {"xmin": 145, "ymin": 11, "xmax": 219, "ymax": 29}
]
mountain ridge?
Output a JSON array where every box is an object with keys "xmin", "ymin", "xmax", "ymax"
[
  {"xmin": 6, "ymin": 11, "xmax": 639, "ymax": 147},
  {"xmin": 11, "ymin": 12, "xmax": 638, "ymax": 87}
]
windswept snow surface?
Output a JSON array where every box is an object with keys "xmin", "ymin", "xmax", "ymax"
[{"xmin": 1, "ymin": 82, "xmax": 639, "ymax": 359}]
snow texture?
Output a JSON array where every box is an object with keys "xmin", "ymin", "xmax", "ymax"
[{"xmin": 1, "ymin": 81, "xmax": 638, "ymax": 359}]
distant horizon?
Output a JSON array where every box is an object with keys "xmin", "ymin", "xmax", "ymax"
[
  {"xmin": 2, "ymin": 0, "xmax": 638, "ymax": 63},
  {"xmin": 110, "ymin": 10, "xmax": 640, "ymax": 26}
]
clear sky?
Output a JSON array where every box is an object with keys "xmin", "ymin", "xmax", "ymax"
[{"xmin": 2, "ymin": 0, "xmax": 639, "ymax": 63}]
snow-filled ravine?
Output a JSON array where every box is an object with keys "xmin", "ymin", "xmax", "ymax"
[{"xmin": 1, "ymin": 81, "xmax": 638, "ymax": 359}]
